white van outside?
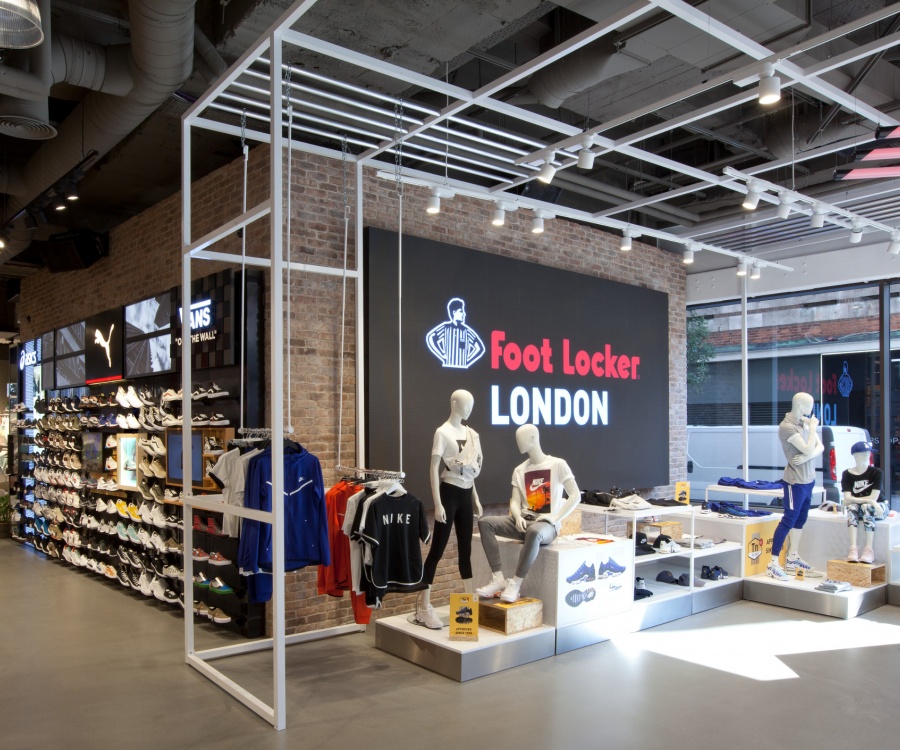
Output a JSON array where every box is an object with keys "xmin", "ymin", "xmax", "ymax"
[{"xmin": 686, "ymin": 424, "xmax": 871, "ymax": 505}]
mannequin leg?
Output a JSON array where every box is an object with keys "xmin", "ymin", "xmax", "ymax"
[
  {"xmin": 462, "ymin": 578, "xmax": 474, "ymax": 594},
  {"xmin": 788, "ymin": 528, "xmax": 803, "ymax": 556},
  {"xmin": 847, "ymin": 506, "xmax": 860, "ymax": 561},
  {"xmin": 421, "ymin": 586, "xmax": 432, "ymax": 609}
]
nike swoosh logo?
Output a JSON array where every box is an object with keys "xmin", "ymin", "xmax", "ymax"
[{"xmin": 530, "ymin": 479, "xmax": 546, "ymax": 491}]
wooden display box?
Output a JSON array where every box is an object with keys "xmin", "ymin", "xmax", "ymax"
[
  {"xmin": 560, "ymin": 509, "xmax": 582, "ymax": 536},
  {"xmin": 478, "ymin": 597, "xmax": 543, "ymax": 634},
  {"xmin": 825, "ymin": 560, "xmax": 886, "ymax": 588},
  {"xmin": 628, "ymin": 520, "xmax": 683, "ymax": 542}
]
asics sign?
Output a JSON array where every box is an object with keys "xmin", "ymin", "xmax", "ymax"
[{"xmin": 19, "ymin": 349, "xmax": 38, "ymax": 370}]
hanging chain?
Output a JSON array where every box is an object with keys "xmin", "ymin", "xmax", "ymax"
[
  {"xmin": 393, "ymin": 98, "xmax": 404, "ymax": 473},
  {"xmin": 239, "ymin": 108, "xmax": 248, "ymax": 431},
  {"xmin": 393, "ymin": 98, "xmax": 404, "ymax": 197},
  {"xmin": 283, "ymin": 63, "xmax": 295, "ymax": 433},
  {"xmin": 240, "ymin": 109, "xmax": 246, "ymax": 151},
  {"xmin": 337, "ymin": 136, "xmax": 350, "ymax": 469}
]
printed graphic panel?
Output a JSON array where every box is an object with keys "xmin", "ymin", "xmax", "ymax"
[
  {"xmin": 365, "ymin": 228, "xmax": 670, "ymax": 506},
  {"xmin": 85, "ymin": 307, "xmax": 124, "ymax": 383}
]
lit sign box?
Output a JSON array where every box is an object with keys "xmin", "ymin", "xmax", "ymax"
[{"xmin": 365, "ymin": 228, "xmax": 670, "ymax": 506}]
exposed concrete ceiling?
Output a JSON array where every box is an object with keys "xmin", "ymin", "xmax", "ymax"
[{"xmin": 2, "ymin": 0, "xmax": 900, "ymax": 287}]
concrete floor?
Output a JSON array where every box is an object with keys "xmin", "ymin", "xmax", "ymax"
[{"xmin": 2, "ymin": 538, "xmax": 899, "ymax": 750}]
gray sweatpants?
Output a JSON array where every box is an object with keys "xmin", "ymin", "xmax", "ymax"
[{"xmin": 478, "ymin": 515, "xmax": 558, "ymax": 579}]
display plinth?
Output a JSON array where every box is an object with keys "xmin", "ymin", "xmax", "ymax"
[
  {"xmin": 375, "ymin": 606, "xmax": 556, "ymax": 681},
  {"xmin": 825, "ymin": 560, "xmax": 885, "ymax": 587},
  {"xmin": 888, "ymin": 584, "xmax": 900, "ymax": 606},
  {"xmin": 692, "ymin": 578, "xmax": 744, "ymax": 614},
  {"xmin": 479, "ymin": 597, "xmax": 543, "ymax": 634},
  {"xmin": 743, "ymin": 574, "xmax": 885, "ymax": 619}
]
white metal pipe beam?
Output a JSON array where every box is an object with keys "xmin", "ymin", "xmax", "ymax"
[
  {"xmin": 184, "ymin": 494, "xmax": 275, "ymax": 522},
  {"xmin": 187, "ymin": 654, "xmax": 276, "ymax": 724},
  {"xmin": 196, "ymin": 624, "xmax": 365, "ymax": 661},
  {"xmin": 787, "ymin": 30, "xmax": 900, "ymax": 80},
  {"xmin": 193, "ymin": 248, "xmax": 360, "ymax": 278},
  {"xmin": 355, "ymin": 159, "xmax": 366, "ymax": 473},
  {"xmin": 185, "ymin": 200, "xmax": 273, "ymax": 256}
]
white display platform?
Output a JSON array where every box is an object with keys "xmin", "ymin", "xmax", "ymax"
[
  {"xmin": 743, "ymin": 573, "xmax": 886, "ymax": 619},
  {"xmin": 705, "ymin": 484, "xmax": 823, "ymax": 510},
  {"xmin": 789, "ymin": 510, "xmax": 900, "ymax": 577},
  {"xmin": 374, "ymin": 606, "xmax": 556, "ymax": 681}
]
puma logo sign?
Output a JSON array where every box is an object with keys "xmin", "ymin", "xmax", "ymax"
[{"xmin": 94, "ymin": 324, "xmax": 114, "ymax": 368}]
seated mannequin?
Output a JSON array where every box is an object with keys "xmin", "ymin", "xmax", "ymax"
[
  {"xmin": 767, "ymin": 392, "xmax": 823, "ymax": 581},
  {"xmin": 414, "ymin": 390, "xmax": 483, "ymax": 630},
  {"xmin": 475, "ymin": 425, "xmax": 579, "ymax": 603},
  {"xmin": 842, "ymin": 441, "xmax": 885, "ymax": 564}
]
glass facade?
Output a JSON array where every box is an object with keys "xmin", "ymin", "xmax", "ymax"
[{"xmin": 688, "ymin": 284, "xmax": 895, "ymax": 506}]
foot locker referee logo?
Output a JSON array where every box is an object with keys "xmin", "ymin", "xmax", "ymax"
[{"xmin": 425, "ymin": 297, "xmax": 485, "ymax": 369}]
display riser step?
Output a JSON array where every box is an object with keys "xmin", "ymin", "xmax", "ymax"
[
  {"xmin": 743, "ymin": 577, "xmax": 885, "ymax": 619},
  {"xmin": 375, "ymin": 608, "xmax": 556, "ymax": 682},
  {"xmin": 888, "ymin": 583, "xmax": 900, "ymax": 607},
  {"xmin": 693, "ymin": 579, "xmax": 743, "ymax": 615}
]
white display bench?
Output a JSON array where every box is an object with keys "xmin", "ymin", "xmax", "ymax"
[
  {"xmin": 741, "ymin": 509, "xmax": 900, "ymax": 618},
  {"xmin": 469, "ymin": 531, "xmax": 635, "ymax": 654},
  {"xmin": 890, "ymin": 544, "xmax": 900, "ymax": 606},
  {"xmin": 375, "ymin": 606, "xmax": 556, "ymax": 682}
]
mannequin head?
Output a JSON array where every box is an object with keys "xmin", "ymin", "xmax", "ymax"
[
  {"xmin": 450, "ymin": 389, "xmax": 474, "ymax": 421},
  {"xmin": 516, "ymin": 424, "xmax": 540, "ymax": 454},
  {"xmin": 791, "ymin": 392, "xmax": 814, "ymax": 420},
  {"xmin": 851, "ymin": 441, "xmax": 876, "ymax": 472}
]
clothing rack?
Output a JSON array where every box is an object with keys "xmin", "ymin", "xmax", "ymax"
[{"xmin": 335, "ymin": 465, "xmax": 406, "ymax": 481}]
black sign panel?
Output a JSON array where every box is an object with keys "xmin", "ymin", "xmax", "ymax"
[
  {"xmin": 85, "ymin": 308, "xmax": 124, "ymax": 384},
  {"xmin": 365, "ymin": 228, "xmax": 670, "ymax": 507}
]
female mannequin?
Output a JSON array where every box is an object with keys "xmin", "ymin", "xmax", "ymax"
[{"xmin": 414, "ymin": 390, "xmax": 482, "ymax": 629}]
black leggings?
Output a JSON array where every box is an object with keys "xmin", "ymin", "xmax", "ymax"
[{"xmin": 423, "ymin": 483, "xmax": 474, "ymax": 585}]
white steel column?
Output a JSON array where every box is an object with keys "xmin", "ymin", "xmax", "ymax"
[
  {"xmin": 740, "ymin": 276, "xmax": 750, "ymax": 509},
  {"xmin": 355, "ymin": 160, "xmax": 365, "ymax": 468},
  {"xmin": 269, "ymin": 29, "xmax": 287, "ymax": 733}
]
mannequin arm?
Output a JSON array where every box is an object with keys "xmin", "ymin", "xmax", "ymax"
[
  {"xmin": 788, "ymin": 417, "xmax": 823, "ymax": 464},
  {"xmin": 472, "ymin": 485, "xmax": 482, "ymax": 519},
  {"xmin": 509, "ymin": 487, "xmax": 527, "ymax": 532},
  {"xmin": 430, "ymin": 454, "xmax": 446, "ymax": 523},
  {"xmin": 545, "ymin": 477, "xmax": 581, "ymax": 526}
]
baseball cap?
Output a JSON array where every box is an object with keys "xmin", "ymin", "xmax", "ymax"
[
  {"xmin": 851, "ymin": 441, "xmax": 877, "ymax": 455},
  {"xmin": 633, "ymin": 532, "xmax": 655, "ymax": 556}
]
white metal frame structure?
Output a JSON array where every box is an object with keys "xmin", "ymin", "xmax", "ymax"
[{"xmin": 180, "ymin": 0, "xmax": 900, "ymax": 730}]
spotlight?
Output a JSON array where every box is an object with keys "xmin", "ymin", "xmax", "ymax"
[
  {"xmin": 532, "ymin": 216, "xmax": 544, "ymax": 234},
  {"xmin": 810, "ymin": 204, "xmax": 826, "ymax": 229},
  {"xmin": 751, "ymin": 263, "xmax": 761, "ymax": 280},
  {"xmin": 889, "ymin": 232, "xmax": 900, "ymax": 255},
  {"xmin": 736, "ymin": 260, "xmax": 748, "ymax": 277},
  {"xmin": 23, "ymin": 212, "xmax": 38, "ymax": 230},
  {"xmin": 426, "ymin": 187, "xmax": 441, "ymax": 215},
  {"xmin": 742, "ymin": 182, "xmax": 762, "ymax": 210},
  {"xmin": 758, "ymin": 65, "xmax": 781, "ymax": 105},
  {"xmin": 577, "ymin": 137, "xmax": 596, "ymax": 170},
  {"xmin": 491, "ymin": 207, "xmax": 505, "ymax": 226},
  {"xmin": 849, "ymin": 221, "xmax": 863, "ymax": 244},
  {"xmin": 776, "ymin": 192, "xmax": 795, "ymax": 219},
  {"xmin": 620, "ymin": 229, "xmax": 634, "ymax": 251},
  {"xmin": 683, "ymin": 242, "xmax": 698, "ymax": 264},
  {"xmin": 537, "ymin": 156, "xmax": 559, "ymax": 184},
  {"xmin": 52, "ymin": 193, "xmax": 66, "ymax": 211},
  {"xmin": 64, "ymin": 181, "xmax": 78, "ymax": 201},
  {"xmin": 0, "ymin": 0, "xmax": 45, "ymax": 49},
  {"xmin": 0, "ymin": 230, "xmax": 8, "ymax": 249}
]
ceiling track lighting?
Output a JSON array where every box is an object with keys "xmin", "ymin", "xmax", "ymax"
[
  {"xmin": 736, "ymin": 260, "xmax": 748, "ymax": 277},
  {"xmin": 776, "ymin": 192, "xmax": 795, "ymax": 220},
  {"xmin": 577, "ymin": 137, "xmax": 596, "ymax": 170},
  {"xmin": 532, "ymin": 216, "xmax": 545, "ymax": 234},
  {"xmin": 757, "ymin": 64, "xmax": 781, "ymax": 105},
  {"xmin": 620, "ymin": 228, "xmax": 640, "ymax": 252},
  {"xmin": 22, "ymin": 212, "xmax": 38, "ymax": 230},
  {"xmin": 742, "ymin": 181, "xmax": 763, "ymax": 210},
  {"xmin": 0, "ymin": 228, "xmax": 9, "ymax": 249},
  {"xmin": 51, "ymin": 194, "xmax": 67, "ymax": 211},
  {"xmin": 537, "ymin": 154, "xmax": 559, "ymax": 184},
  {"xmin": 849, "ymin": 221, "xmax": 863, "ymax": 244},
  {"xmin": 491, "ymin": 207, "xmax": 505, "ymax": 226},
  {"xmin": 810, "ymin": 204, "xmax": 826, "ymax": 229},
  {"xmin": 64, "ymin": 181, "xmax": 78, "ymax": 201},
  {"xmin": 889, "ymin": 233, "xmax": 900, "ymax": 255},
  {"xmin": 683, "ymin": 242, "xmax": 698, "ymax": 265},
  {"xmin": 425, "ymin": 186, "xmax": 455, "ymax": 215},
  {"xmin": 750, "ymin": 263, "xmax": 761, "ymax": 280}
]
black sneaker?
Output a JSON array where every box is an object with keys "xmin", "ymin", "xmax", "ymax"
[
  {"xmin": 98, "ymin": 540, "xmax": 110, "ymax": 555},
  {"xmin": 116, "ymin": 564, "xmax": 130, "ymax": 587},
  {"xmin": 126, "ymin": 549, "xmax": 143, "ymax": 568},
  {"xmin": 163, "ymin": 588, "xmax": 179, "ymax": 604},
  {"xmin": 149, "ymin": 556, "xmax": 166, "ymax": 578},
  {"xmin": 116, "ymin": 547, "xmax": 130, "ymax": 565},
  {"xmin": 128, "ymin": 568, "xmax": 142, "ymax": 589}
]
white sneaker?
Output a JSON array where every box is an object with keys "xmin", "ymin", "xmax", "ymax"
[
  {"xmin": 137, "ymin": 528, "xmax": 152, "ymax": 548},
  {"xmin": 138, "ymin": 437, "xmax": 158, "ymax": 456},
  {"xmin": 475, "ymin": 578, "xmax": 508, "ymax": 598},
  {"xmin": 149, "ymin": 504, "xmax": 168, "ymax": 529},
  {"xmin": 115, "ymin": 414, "xmax": 129, "ymax": 430},
  {"xmin": 860, "ymin": 546, "xmax": 875, "ymax": 564},
  {"xmin": 414, "ymin": 605, "xmax": 443, "ymax": 630},
  {"xmin": 766, "ymin": 560, "xmax": 790, "ymax": 581},
  {"xmin": 150, "ymin": 458, "xmax": 167, "ymax": 479},
  {"xmin": 149, "ymin": 436, "xmax": 166, "ymax": 455},
  {"xmin": 126, "ymin": 414, "xmax": 140, "ymax": 430},
  {"xmin": 139, "ymin": 458, "xmax": 154, "ymax": 477},
  {"xmin": 161, "ymin": 388, "xmax": 182, "ymax": 402},
  {"xmin": 125, "ymin": 386, "xmax": 143, "ymax": 409},
  {"xmin": 105, "ymin": 456, "xmax": 117, "ymax": 471},
  {"xmin": 785, "ymin": 554, "xmax": 812, "ymax": 572},
  {"xmin": 500, "ymin": 579, "xmax": 522, "ymax": 603},
  {"xmin": 115, "ymin": 386, "xmax": 131, "ymax": 408}
]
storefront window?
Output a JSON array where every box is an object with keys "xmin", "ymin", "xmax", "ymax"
[{"xmin": 688, "ymin": 285, "xmax": 888, "ymax": 505}]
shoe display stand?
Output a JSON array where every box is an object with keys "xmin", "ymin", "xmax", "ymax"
[
  {"xmin": 375, "ymin": 606, "xmax": 556, "ymax": 681},
  {"xmin": 740, "ymin": 509, "xmax": 898, "ymax": 619},
  {"xmin": 165, "ymin": 427, "xmax": 234, "ymax": 491},
  {"xmin": 704, "ymin": 483, "xmax": 824, "ymax": 511}
]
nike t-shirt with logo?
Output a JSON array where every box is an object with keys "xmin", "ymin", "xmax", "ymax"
[
  {"xmin": 840, "ymin": 465, "xmax": 883, "ymax": 499},
  {"xmin": 512, "ymin": 455, "xmax": 574, "ymax": 523}
]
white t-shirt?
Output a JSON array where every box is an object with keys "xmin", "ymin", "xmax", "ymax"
[
  {"xmin": 431, "ymin": 423, "xmax": 482, "ymax": 489},
  {"xmin": 512, "ymin": 455, "xmax": 574, "ymax": 527},
  {"xmin": 210, "ymin": 447, "xmax": 262, "ymax": 537}
]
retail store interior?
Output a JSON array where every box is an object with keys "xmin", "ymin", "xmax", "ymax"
[{"xmin": 2, "ymin": 1, "xmax": 900, "ymax": 746}]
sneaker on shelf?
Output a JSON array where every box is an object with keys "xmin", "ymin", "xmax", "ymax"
[
  {"xmin": 127, "ymin": 503, "xmax": 142, "ymax": 522},
  {"xmin": 208, "ymin": 414, "xmax": 230, "ymax": 427},
  {"xmin": 191, "ymin": 385, "xmax": 207, "ymax": 401},
  {"xmin": 115, "ymin": 387, "xmax": 131, "ymax": 409},
  {"xmin": 125, "ymin": 386, "xmax": 143, "ymax": 409},
  {"xmin": 125, "ymin": 414, "xmax": 140, "ymax": 430},
  {"xmin": 500, "ymin": 578, "xmax": 522, "ymax": 603},
  {"xmin": 475, "ymin": 578, "xmax": 508, "ymax": 598},
  {"xmin": 161, "ymin": 388, "xmax": 182, "ymax": 402},
  {"xmin": 208, "ymin": 551, "xmax": 230, "ymax": 566},
  {"xmin": 149, "ymin": 505, "xmax": 168, "ymax": 529},
  {"xmin": 208, "ymin": 607, "xmax": 232, "ymax": 624},
  {"xmin": 106, "ymin": 479, "xmax": 119, "ymax": 492},
  {"xmin": 128, "ymin": 567, "xmax": 142, "ymax": 589},
  {"xmin": 105, "ymin": 456, "xmax": 117, "ymax": 471},
  {"xmin": 860, "ymin": 546, "xmax": 875, "ymax": 564},
  {"xmin": 115, "ymin": 414, "xmax": 129, "ymax": 430},
  {"xmin": 149, "ymin": 531, "xmax": 167, "ymax": 553},
  {"xmin": 149, "ymin": 458, "xmax": 167, "ymax": 479},
  {"xmin": 138, "ymin": 386, "xmax": 156, "ymax": 406},
  {"xmin": 203, "ymin": 436, "xmax": 224, "ymax": 455},
  {"xmin": 150, "ymin": 483, "xmax": 165, "ymax": 505},
  {"xmin": 149, "ymin": 555, "xmax": 166, "ymax": 578},
  {"xmin": 138, "ymin": 437, "xmax": 157, "ymax": 455},
  {"xmin": 138, "ymin": 458, "xmax": 154, "ymax": 477},
  {"xmin": 192, "ymin": 547, "xmax": 210, "ymax": 562},
  {"xmin": 125, "ymin": 548, "xmax": 143, "ymax": 568},
  {"xmin": 193, "ymin": 571, "xmax": 210, "ymax": 588},
  {"xmin": 210, "ymin": 577, "xmax": 234, "ymax": 595},
  {"xmin": 785, "ymin": 554, "xmax": 813, "ymax": 573},
  {"xmin": 137, "ymin": 480, "xmax": 153, "ymax": 501},
  {"xmin": 165, "ymin": 537, "xmax": 183, "ymax": 555},
  {"xmin": 162, "ymin": 563, "xmax": 183, "ymax": 578},
  {"xmin": 192, "ymin": 513, "xmax": 205, "ymax": 531},
  {"xmin": 191, "ymin": 414, "xmax": 210, "ymax": 427},
  {"xmin": 207, "ymin": 518, "xmax": 224, "ymax": 536},
  {"xmin": 150, "ymin": 577, "xmax": 170, "ymax": 602},
  {"xmin": 137, "ymin": 408, "xmax": 154, "ymax": 432},
  {"xmin": 165, "ymin": 512, "xmax": 182, "ymax": 528},
  {"xmin": 766, "ymin": 560, "xmax": 791, "ymax": 581},
  {"xmin": 137, "ymin": 528, "xmax": 152, "ymax": 548},
  {"xmin": 113, "ymin": 499, "xmax": 127, "ymax": 518},
  {"xmin": 149, "ymin": 436, "xmax": 166, "ymax": 456},
  {"xmin": 161, "ymin": 413, "xmax": 182, "ymax": 428},
  {"xmin": 204, "ymin": 459, "xmax": 215, "ymax": 478},
  {"xmin": 413, "ymin": 604, "xmax": 443, "ymax": 630},
  {"xmin": 206, "ymin": 383, "xmax": 229, "ymax": 399}
]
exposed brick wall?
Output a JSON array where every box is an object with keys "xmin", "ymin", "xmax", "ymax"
[{"xmin": 18, "ymin": 145, "xmax": 687, "ymax": 636}]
